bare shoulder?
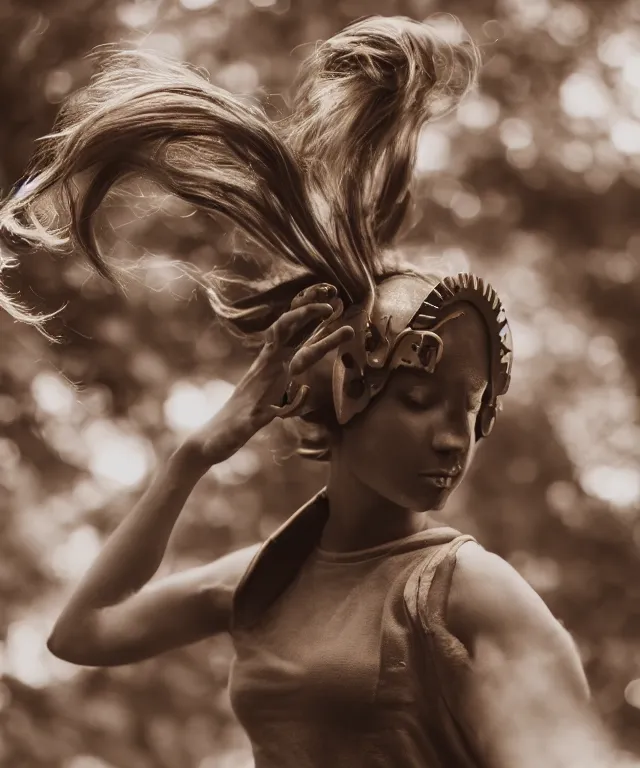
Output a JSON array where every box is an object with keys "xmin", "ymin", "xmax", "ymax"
[
  {"xmin": 200, "ymin": 542, "xmax": 262, "ymax": 588},
  {"xmin": 446, "ymin": 541, "xmax": 590, "ymax": 700},
  {"xmin": 193, "ymin": 542, "xmax": 262, "ymax": 609},
  {"xmin": 142, "ymin": 541, "xmax": 263, "ymax": 624},
  {"xmin": 447, "ymin": 541, "xmax": 567, "ymax": 652}
]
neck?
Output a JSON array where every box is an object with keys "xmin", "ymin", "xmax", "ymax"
[{"xmin": 321, "ymin": 460, "xmax": 430, "ymax": 553}]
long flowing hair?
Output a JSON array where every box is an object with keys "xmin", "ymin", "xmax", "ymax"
[{"xmin": 0, "ymin": 14, "xmax": 481, "ymax": 457}]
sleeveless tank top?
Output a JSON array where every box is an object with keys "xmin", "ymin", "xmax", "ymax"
[{"xmin": 228, "ymin": 487, "xmax": 484, "ymax": 768}]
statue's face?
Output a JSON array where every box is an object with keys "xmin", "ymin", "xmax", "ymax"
[{"xmin": 333, "ymin": 301, "xmax": 490, "ymax": 512}]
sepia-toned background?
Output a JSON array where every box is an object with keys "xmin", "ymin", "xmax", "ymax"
[{"xmin": 1, "ymin": 0, "xmax": 639, "ymax": 765}]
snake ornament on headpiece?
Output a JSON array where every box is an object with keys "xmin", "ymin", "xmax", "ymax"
[{"xmin": 271, "ymin": 272, "xmax": 513, "ymax": 443}]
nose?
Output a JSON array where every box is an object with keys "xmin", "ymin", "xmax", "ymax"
[{"xmin": 430, "ymin": 404, "xmax": 472, "ymax": 461}]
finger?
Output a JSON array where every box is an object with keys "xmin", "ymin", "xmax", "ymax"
[
  {"xmin": 289, "ymin": 325, "xmax": 355, "ymax": 376},
  {"xmin": 269, "ymin": 383, "xmax": 310, "ymax": 419},
  {"xmin": 290, "ymin": 283, "xmax": 338, "ymax": 311},
  {"xmin": 269, "ymin": 302, "xmax": 334, "ymax": 347}
]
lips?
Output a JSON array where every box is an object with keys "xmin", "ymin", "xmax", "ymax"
[
  {"xmin": 419, "ymin": 467, "xmax": 462, "ymax": 490},
  {"xmin": 422, "ymin": 474, "xmax": 455, "ymax": 489},
  {"xmin": 421, "ymin": 468, "xmax": 462, "ymax": 478}
]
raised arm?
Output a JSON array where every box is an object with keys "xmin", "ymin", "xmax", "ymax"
[
  {"xmin": 48, "ymin": 538, "xmax": 261, "ymax": 666},
  {"xmin": 46, "ymin": 428, "xmax": 259, "ymax": 667},
  {"xmin": 443, "ymin": 542, "xmax": 620, "ymax": 768},
  {"xmin": 47, "ymin": 287, "xmax": 355, "ymax": 666}
]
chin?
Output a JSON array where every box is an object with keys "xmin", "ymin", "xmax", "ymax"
[
  {"xmin": 419, "ymin": 484, "xmax": 457, "ymax": 512},
  {"xmin": 432, "ymin": 495, "xmax": 450, "ymax": 512},
  {"xmin": 403, "ymin": 489, "xmax": 448, "ymax": 514}
]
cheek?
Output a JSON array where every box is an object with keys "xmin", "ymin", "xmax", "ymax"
[{"xmin": 341, "ymin": 402, "xmax": 426, "ymax": 477}]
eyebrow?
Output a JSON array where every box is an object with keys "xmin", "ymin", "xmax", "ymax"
[{"xmin": 403, "ymin": 368, "xmax": 487, "ymax": 394}]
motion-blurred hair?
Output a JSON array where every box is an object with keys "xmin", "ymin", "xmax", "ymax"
[{"xmin": 0, "ymin": 13, "xmax": 481, "ymax": 457}]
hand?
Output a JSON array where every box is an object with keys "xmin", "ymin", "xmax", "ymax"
[
  {"xmin": 233, "ymin": 282, "xmax": 355, "ymax": 430},
  {"xmin": 182, "ymin": 283, "xmax": 355, "ymax": 470}
]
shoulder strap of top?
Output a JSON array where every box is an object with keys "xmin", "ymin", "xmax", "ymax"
[
  {"xmin": 403, "ymin": 533, "xmax": 476, "ymax": 636},
  {"xmin": 231, "ymin": 487, "xmax": 330, "ymax": 632},
  {"xmin": 403, "ymin": 534, "xmax": 484, "ymax": 768}
]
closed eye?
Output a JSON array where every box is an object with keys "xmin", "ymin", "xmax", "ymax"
[
  {"xmin": 402, "ymin": 391, "xmax": 483, "ymax": 413},
  {"xmin": 402, "ymin": 393, "xmax": 431, "ymax": 410}
]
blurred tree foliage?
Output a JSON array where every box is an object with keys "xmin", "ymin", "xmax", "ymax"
[{"xmin": 1, "ymin": 0, "xmax": 640, "ymax": 765}]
